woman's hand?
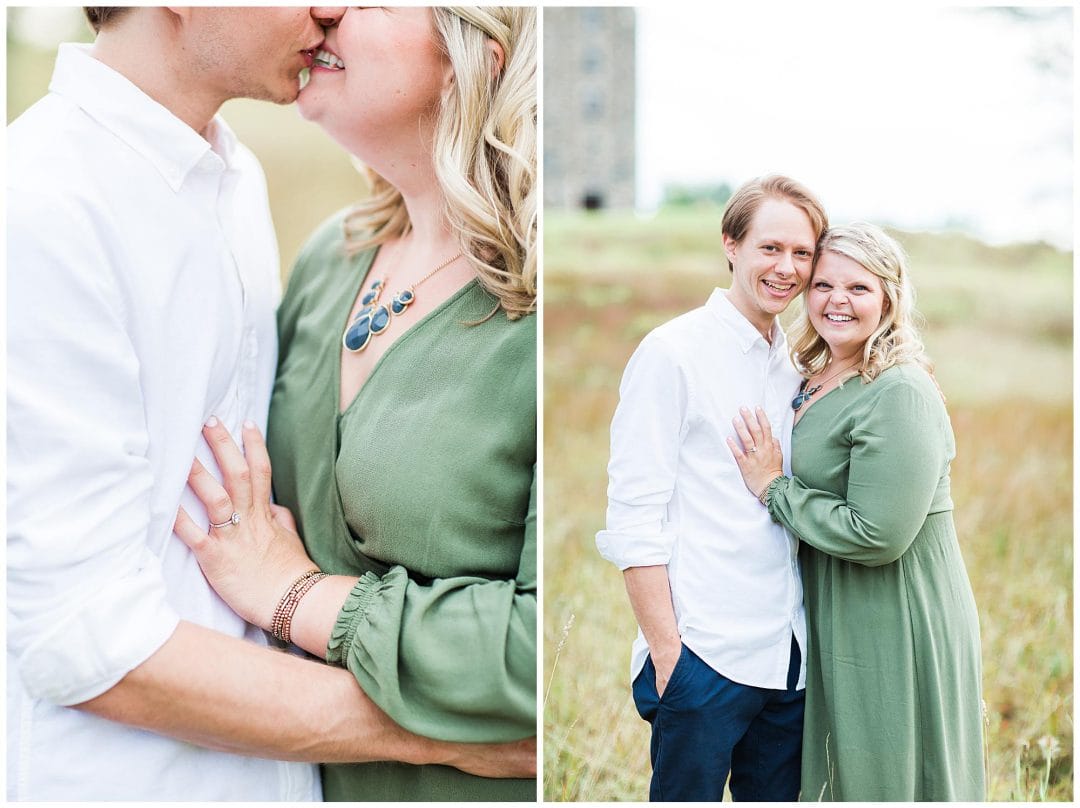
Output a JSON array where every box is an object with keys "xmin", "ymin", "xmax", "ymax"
[
  {"xmin": 726, "ymin": 406, "xmax": 785, "ymax": 500},
  {"xmin": 174, "ymin": 418, "xmax": 318, "ymax": 630}
]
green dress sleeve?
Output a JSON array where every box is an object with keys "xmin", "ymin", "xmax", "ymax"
[
  {"xmin": 325, "ymin": 464, "xmax": 537, "ymax": 743},
  {"xmin": 768, "ymin": 374, "xmax": 948, "ymax": 567},
  {"xmin": 275, "ymin": 211, "xmax": 349, "ymax": 361}
]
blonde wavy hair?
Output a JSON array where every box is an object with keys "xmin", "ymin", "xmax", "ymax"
[
  {"xmin": 343, "ymin": 7, "xmax": 536, "ymax": 320},
  {"xmin": 790, "ymin": 223, "xmax": 933, "ymax": 383}
]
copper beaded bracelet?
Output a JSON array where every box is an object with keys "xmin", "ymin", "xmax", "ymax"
[{"xmin": 270, "ymin": 569, "xmax": 329, "ymax": 643}]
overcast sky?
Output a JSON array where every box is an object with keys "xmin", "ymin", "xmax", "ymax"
[
  {"xmin": 10, "ymin": 6, "xmax": 1073, "ymax": 249},
  {"xmin": 638, "ymin": 6, "xmax": 1073, "ymax": 248}
]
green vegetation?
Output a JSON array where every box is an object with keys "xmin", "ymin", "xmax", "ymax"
[{"xmin": 543, "ymin": 209, "xmax": 1072, "ymax": 801}]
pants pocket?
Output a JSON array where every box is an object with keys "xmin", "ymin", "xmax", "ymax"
[
  {"xmin": 657, "ymin": 644, "xmax": 692, "ymax": 704},
  {"xmin": 631, "ymin": 657, "xmax": 659, "ymax": 722}
]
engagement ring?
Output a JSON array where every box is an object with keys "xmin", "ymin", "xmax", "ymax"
[{"xmin": 209, "ymin": 512, "xmax": 241, "ymax": 529}]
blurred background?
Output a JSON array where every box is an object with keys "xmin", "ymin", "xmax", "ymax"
[
  {"xmin": 544, "ymin": 6, "xmax": 1072, "ymax": 801},
  {"xmin": 7, "ymin": 7, "xmax": 369, "ymax": 281}
]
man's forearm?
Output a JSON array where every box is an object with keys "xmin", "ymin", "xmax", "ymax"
[
  {"xmin": 78, "ymin": 620, "xmax": 442, "ymax": 765},
  {"xmin": 623, "ymin": 565, "xmax": 681, "ymax": 657}
]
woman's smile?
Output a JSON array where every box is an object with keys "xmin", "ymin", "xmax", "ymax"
[
  {"xmin": 807, "ymin": 251, "xmax": 885, "ymax": 359},
  {"xmin": 310, "ymin": 45, "xmax": 345, "ymax": 71}
]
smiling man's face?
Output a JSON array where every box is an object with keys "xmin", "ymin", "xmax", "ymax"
[{"xmin": 722, "ymin": 197, "xmax": 817, "ymax": 338}]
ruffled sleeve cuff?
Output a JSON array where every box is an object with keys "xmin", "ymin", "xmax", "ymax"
[
  {"xmin": 326, "ymin": 570, "xmax": 386, "ymax": 667},
  {"xmin": 764, "ymin": 475, "xmax": 792, "ymax": 521}
]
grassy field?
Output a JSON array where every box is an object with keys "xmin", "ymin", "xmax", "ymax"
[
  {"xmin": 7, "ymin": 30, "xmax": 369, "ymax": 281},
  {"xmin": 542, "ymin": 208, "xmax": 1073, "ymax": 801}
]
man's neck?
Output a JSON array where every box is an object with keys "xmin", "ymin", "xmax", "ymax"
[
  {"xmin": 725, "ymin": 290, "xmax": 777, "ymax": 345},
  {"xmin": 90, "ymin": 17, "xmax": 223, "ymax": 136}
]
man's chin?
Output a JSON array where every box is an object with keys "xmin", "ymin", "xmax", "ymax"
[{"xmin": 760, "ymin": 296, "xmax": 793, "ymax": 316}]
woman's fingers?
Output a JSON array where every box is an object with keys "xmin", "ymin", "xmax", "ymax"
[
  {"xmin": 188, "ymin": 457, "xmax": 237, "ymax": 528},
  {"xmin": 739, "ymin": 406, "xmax": 764, "ymax": 446},
  {"xmin": 174, "ymin": 505, "xmax": 209, "ymax": 552},
  {"xmin": 203, "ymin": 416, "xmax": 253, "ymax": 512},
  {"xmin": 755, "ymin": 407, "xmax": 774, "ymax": 445},
  {"xmin": 732, "ymin": 412, "xmax": 757, "ymax": 453},
  {"xmin": 241, "ymin": 421, "xmax": 274, "ymax": 510}
]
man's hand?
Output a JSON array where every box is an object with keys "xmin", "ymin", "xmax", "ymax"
[
  {"xmin": 651, "ymin": 639, "xmax": 682, "ymax": 698},
  {"xmin": 439, "ymin": 735, "xmax": 536, "ymax": 779},
  {"xmin": 623, "ymin": 566, "xmax": 682, "ymax": 698}
]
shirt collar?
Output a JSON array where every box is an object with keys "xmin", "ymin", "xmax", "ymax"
[
  {"xmin": 706, "ymin": 288, "xmax": 787, "ymax": 355},
  {"xmin": 48, "ymin": 43, "xmax": 238, "ymax": 192}
]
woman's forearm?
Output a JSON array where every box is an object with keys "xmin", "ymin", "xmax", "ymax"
[{"xmin": 287, "ymin": 574, "xmax": 360, "ymax": 659}]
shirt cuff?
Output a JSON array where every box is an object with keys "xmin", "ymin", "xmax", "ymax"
[
  {"xmin": 595, "ymin": 526, "xmax": 676, "ymax": 570},
  {"xmin": 16, "ymin": 567, "xmax": 180, "ymax": 706}
]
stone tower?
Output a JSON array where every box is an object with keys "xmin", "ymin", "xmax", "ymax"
[{"xmin": 544, "ymin": 7, "xmax": 637, "ymax": 210}]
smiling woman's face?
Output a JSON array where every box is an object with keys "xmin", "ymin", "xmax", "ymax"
[
  {"xmin": 807, "ymin": 251, "xmax": 888, "ymax": 362},
  {"xmin": 297, "ymin": 7, "xmax": 450, "ymax": 166}
]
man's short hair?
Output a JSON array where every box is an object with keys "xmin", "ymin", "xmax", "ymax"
[
  {"xmin": 720, "ymin": 175, "xmax": 829, "ymax": 271},
  {"xmin": 83, "ymin": 7, "xmax": 129, "ymax": 33}
]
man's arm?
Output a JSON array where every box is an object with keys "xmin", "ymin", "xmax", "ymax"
[
  {"xmin": 79, "ymin": 622, "xmax": 534, "ymax": 776},
  {"xmin": 623, "ymin": 566, "xmax": 682, "ymax": 696},
  {"xmin": 595, "ymin": 333, "xmax": 689, "ymax": 691}
]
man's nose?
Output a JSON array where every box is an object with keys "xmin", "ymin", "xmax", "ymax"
[
  {"xmin": 775, "ymin": 251, "xmax": 795, "ymax": 276},
  {"xmin": 311, "ymin": 7, "xmax": 346, "ymax": 28}
]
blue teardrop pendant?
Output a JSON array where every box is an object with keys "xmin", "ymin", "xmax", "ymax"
[
  {"xmin": 343, "ymin": 311, "xmax": 374, "ymax": 352},
  {"xmin": 370, "ymin": 304, "xmax": 391, "ymax": 334},
  {"xmin": 360, "ymin": 279, "xmax": 383, "ymax": 306},
  {"xmin": 340, "ymin": 251, "xmax": 460, "ymax": 353},
  {"xmin": 390, "ymin": 289, "xmax": 415, "ymax": 315},
  {"xmin": 791, "ymin": 382, "xmax": 822, "ymax": 411},
  {"xmin": 341, "ymin": 279, "xmax": 419, "ymax": 353}
]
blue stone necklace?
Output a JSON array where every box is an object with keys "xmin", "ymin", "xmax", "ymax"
[
  {"xmin": 791, "ymin": 359, "xmax": 862, "ymax": 411},
  {"xmin": 342, "ymin": 253, "xmax": 462, "ymax": 353}
]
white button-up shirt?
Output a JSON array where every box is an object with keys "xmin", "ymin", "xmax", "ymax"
[
  {"xmin": 596, "ymin": 288, "xmax": 807, "ymax": 691},
  {"xmin": 7, "ymin": 44, "xmax": 318, "ymax": 800}
]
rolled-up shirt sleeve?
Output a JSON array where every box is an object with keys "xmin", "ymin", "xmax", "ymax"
[
  {"xmin": 7, "ymin": 194, "xmax": 179, "ymax": 706},
  {"xmin": 595, "ymin": 333, "xmax": 689, "ymax": 569}
]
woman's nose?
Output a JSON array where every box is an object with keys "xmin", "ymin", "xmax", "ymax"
[{"xmin": 311, "ymin": 7, "xmax": 346, "ymax": 28}]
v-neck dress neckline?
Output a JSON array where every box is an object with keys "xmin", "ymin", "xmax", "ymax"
[{"xmin": 334, "ymin": 245, "xmax": 480, "ymax": 417}]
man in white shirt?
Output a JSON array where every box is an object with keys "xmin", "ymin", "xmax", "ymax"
[
  {"xmin": 596, "ymin": 176, "xmax": 828, "ymax": 801},
  {"xmin": 7, "ymin": 7, "xmax": 531, "ymax": 800}
]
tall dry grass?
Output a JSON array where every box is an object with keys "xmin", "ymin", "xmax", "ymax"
[{"xmin": 542, "ymin": 209, "xmax": 1072, "ymax": 801}]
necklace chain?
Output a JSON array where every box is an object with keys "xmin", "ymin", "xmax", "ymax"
[{"xmin": 411, "ymin": 252, "xmax": 464, "ymax": 290}]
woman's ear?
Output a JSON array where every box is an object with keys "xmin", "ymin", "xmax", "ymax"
[{"xmin": 486, "ymin": 38, "xmax": 506, "ymax": 76}]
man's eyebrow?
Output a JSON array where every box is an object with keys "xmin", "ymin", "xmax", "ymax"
[{"xmin": 753, "ymin": 237, "xmax": 816, "ymax": 251}]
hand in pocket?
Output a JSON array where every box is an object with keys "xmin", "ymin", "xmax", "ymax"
[{"xmin": 653, "ymin": 641, "xmax": 683, "ymax": 698}]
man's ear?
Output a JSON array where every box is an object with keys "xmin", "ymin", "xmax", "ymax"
[{"xmin": 722, "ymin": 233, "xmax": 738, "ymax": 265}]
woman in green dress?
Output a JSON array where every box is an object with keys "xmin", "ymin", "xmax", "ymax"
[
  {"xmin": 174, "ymin": 7, "xmax": 536, "ymax": 802},
  {"xmin": 728, "ymin": 223, "xmax": 984, "ymax": 801}
]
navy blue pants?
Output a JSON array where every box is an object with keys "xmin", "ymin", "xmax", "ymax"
[{"xmin": 631, "ymin": 636, "xmax": 804, "ymax": 802}]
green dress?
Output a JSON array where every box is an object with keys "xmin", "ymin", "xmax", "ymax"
[
  {"xmin": 267, "ymin": 213, "xmax": 536, "ymax": 802},
  {"xmin": 766, "ymin": 364, "xmax": 984, "ymax": 801}
]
